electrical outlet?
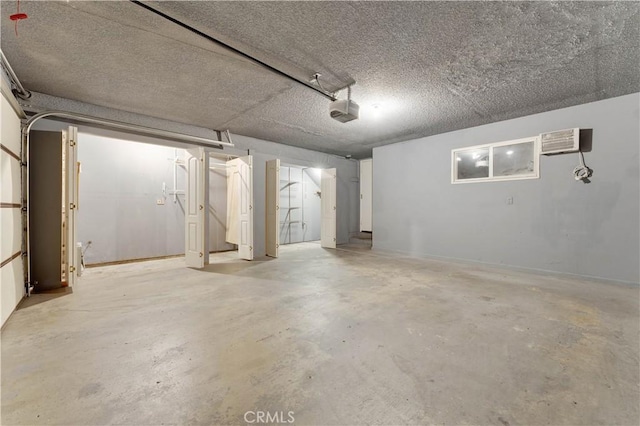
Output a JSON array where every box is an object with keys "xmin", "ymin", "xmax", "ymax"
[
  {"xmin": 157, "ymin": 199, "xmax": 165, "ymax": 205},
  {"xmin": 506, "ymin": 196, "xmax": 514, "ymax": 205}
]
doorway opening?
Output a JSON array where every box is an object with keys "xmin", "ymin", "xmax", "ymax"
[
  {"xmin": 279, "ymin": 164, "xmax": 322, "ymax": 245},
  {"xmin": 184, "ymin": 148, "xmax": 253, "ymax": 268},
  {"xmin": 28, "ymin": 127, "xmax": 77, "ymax": 291},
  {"xmin": 266, "ymin": 159, "xmax": 336, "ymax": 258},
  {"xmin": 27, "ymin": 127, "xmax": 253, "ymax": 291}
]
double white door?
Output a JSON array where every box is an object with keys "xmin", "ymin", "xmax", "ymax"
[
  {"xmin": 185, "ymin": 150, "xmax": 253, "ymax": 268},
  {"xmin": 265, "ymin": 161, "xmax": 336, "ymax": 257}
]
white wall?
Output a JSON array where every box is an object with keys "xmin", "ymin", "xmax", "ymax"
[
  {"xmin": 373, "ymin": 93, "xmax": 640, "ymax": 284},
  {"xmin": 76, "ymin": 134, "xmax": 234, "ymax": 265},
  {"xmin": 76, "ymin": 135, "xmax": 187, "ymax": 264},
  {"xmin": 302, "ymin": 168, "xmax": 321, "ymax": 242},
  {"xmin": 1, "ymin": 87, "xmax": 25, "ymax": 327},
  {"xmin": 278, "ymin": 166, "xmax": 321, "ymax": 244}
]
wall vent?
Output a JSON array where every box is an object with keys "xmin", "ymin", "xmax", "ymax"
[{"xmin": 540, "ymin": 128, "xmax": 580, "ymax": 155}]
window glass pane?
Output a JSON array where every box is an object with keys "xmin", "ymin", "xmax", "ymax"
[
  {"xmin": 493, "ymin": 142, "xmax": 535, "ymax": 177},
  {"xmin": 456, "ymin": 148, "xmax": 489, "ymax": 180}
]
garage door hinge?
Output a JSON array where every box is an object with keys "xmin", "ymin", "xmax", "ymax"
[
  {"xmin": 70, "ymin": 203, "xmax": 76, "ymax": 210},
  {"xmin": 70, "ymin": 266, "xmax": 76, "ymax": 272}
]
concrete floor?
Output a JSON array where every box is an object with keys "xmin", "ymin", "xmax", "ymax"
[{"xmin": 1, "ymin": 243, "xmax": 638, "ymax": 425}]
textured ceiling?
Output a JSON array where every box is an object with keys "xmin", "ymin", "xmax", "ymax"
[{"xmin": 2, "ymin": 1, "xmax": 639, "ymax": 157}]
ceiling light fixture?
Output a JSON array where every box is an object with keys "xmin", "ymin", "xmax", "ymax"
[{"xmin": 371, "ymin": 103, "xmax": 383, "ymax": 118}]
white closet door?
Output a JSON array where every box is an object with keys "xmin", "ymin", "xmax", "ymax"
[
  {"xmin": 320, "ymin": 168, "xmax": 337, "ymax": 249},
  {"xmin": 226, "ymin": 159, "xmax": 239, "ymax": 245},
  {"xmin": 359, "ymin": 159, "xmax": 373, "ymax": 232},
  {"xmin": 227, "ymin": 155, "xmax": 253, "ymax": 260},
  {"xmin": 266, "ymin": 159, "xmax": 279, "ymax": 258},
  {"xmin": 185, "ymin": 148, "xmax": 209, "ymax": 268},
  {"xmin": 64, "ymin": 126, "xmax": 79, "ymax": 286}
]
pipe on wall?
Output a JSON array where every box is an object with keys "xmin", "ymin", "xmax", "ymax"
[{"xmin": 21, "ymin": 110, "xmax": 234, "ymax": 290}]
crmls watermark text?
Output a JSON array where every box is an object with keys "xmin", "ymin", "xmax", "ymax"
[{"xmin": 244, "ymin": 411, "xmax": 295, "ymax": 424}]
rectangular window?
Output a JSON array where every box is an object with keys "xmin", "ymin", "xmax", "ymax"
[{"xmin": 452, "ymin": 137, "xmax": 539, "ymax": 184}]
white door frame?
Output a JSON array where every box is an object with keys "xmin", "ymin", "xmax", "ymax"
[
  {"xmin": 226, "ymin": 155, "xmax": 254, "ymax": 260},
  {"xmin": 359, "ymin": 158, "xmax": 372, "ymax": 232},
  {"xmin": 185, "ymin": 147, "xmax": 209, "ymax": 268},
  {"xmin": 266, "ymin": 159, "xmax": 279, "ymax": 257},
  {"xmin": 320, "ymin": 168, "xmax": 337, "ymax": 249},
  {"xmin": 64, "ymin": 126, "xmax": 79, "ymax": 286}
]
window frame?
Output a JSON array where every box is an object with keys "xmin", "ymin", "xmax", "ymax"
[{"xmin": 451, "ymin": 136, "xmax": 540, "ymax": 184}]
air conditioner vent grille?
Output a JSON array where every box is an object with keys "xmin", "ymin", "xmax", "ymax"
[{"xmin": 540, "ymin": 128, "xmax": 579, "ymax": 154}]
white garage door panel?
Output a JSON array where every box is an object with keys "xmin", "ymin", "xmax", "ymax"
[
  {"xmin": 1, "ymin": 95, "xmax": 22, "ymax": 153},
  {"xmin": 1, "ymin": 153, "xmax": 21, "ymax": 202},
  {"xmin": 1, "ymin": 91, "xmax": 25, "ymax": 328},
  {"xmin": 1, "ymin": 257, "xmax": 23, "ymax": 326},
  {"xmin": 0, "ymin": 208, "xmax": 21, "ymax": 263}
]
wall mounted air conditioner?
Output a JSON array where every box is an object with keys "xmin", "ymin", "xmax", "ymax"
[{"xmin": 540, "ymin": 128, "xmax": 580, "ymax": 155}]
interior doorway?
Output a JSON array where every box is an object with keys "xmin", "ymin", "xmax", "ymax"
[
  {"xmin": 266, "ymin": 159, "xmax": 336, "ymax": 258},
  {"xmin": 184, "ymin": 148, "xmax": 253, "ymax": 268},
  {"xmin": 279, "ymin": 165, "xmax": 321, "ymax": 245},
  {"xmin": 29, "ymin": 127, "xmax": 78, "ymax": 291},
  {"xmin": 28, "ymin": 127, "xmax": 253, "ymax": 290}
]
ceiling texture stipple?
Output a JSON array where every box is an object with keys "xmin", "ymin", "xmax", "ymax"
[{"xmin": 1, "ymin": 1, "xmax": 638, "ymax": 158}]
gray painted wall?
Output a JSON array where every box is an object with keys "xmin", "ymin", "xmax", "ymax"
[
  {"xmin": 77, "ymin": 135, "xmax": 187, "ymax": 264},
  {"xmin": 373, "ymin": 93, "xmax": 640, "ymax": 284},
  {"xmin": 76, "ymin": 135, "xmax": 235, "ymax": 265}
]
